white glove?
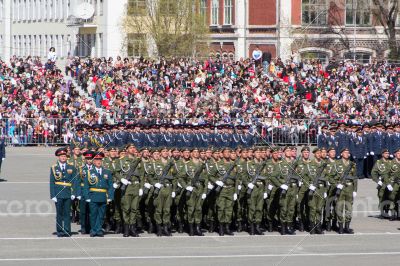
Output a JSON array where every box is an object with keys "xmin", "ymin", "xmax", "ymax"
[
  {"xmin": 107, "ymin": 199, "xmax": 112, "ymax": 203},
  {"xmin": 216, "ymin": 181, "xmax": 224, "ymax": 187},
  {"xmin": 263, "ymin": 192, "xmax": 268, "ymax": 199},
  {"xmin": 366, "ymin": 152, "xmax": 369, "ymax": 156},
  {"xmin": 233, "ymin": 193, "xmax": 238, "ymax": 201},
  {"xmin": 323, "ymin": 192, "xmax": 327, "ymax": 199},
  {"xmin": 171, "ymin": 192, "xmax": 176, "ymax": 198},
  {"xmin": 390, "ymin": 154, "xmax": 394, "ymax": 158},
  {"xmin": 2, "ymin": 158, "xmax": 4, "ymax": 161},
  {"xmin": 327, "ymin": 181, "xmax": 331, "ymax": 186},
  {"xmin": 377, "ymin": 181, "xmax": 383, "ymax": 186},
  {"xmin": 387, "ymin": 184, "xmax": 393, "ymax": 191},
  {"xmin": 268, "ymin": 184, "xmax": 274, "ymax": 191},
  {"xmin": 352, "ymin": 191, "xmax": 357, "ymax": 198},
  {"xmin": 155, "ymin": 183, "xmax": 162, "ymax": 189},
  {"xmin": 71, "ymin": 195, "xmax": 76, "ymax": 200},
  {"xmin": 280, "ymin": 184, "xmax": 288, "ymax": 190},
  {"xmin": 177, "ymin": 182, "xmax": 182, "ymax": 188},
  {"xmin": 364, "ymin": 156, "xmax": 366, "ymax": 159},
  {"xmin": 201, "ymin": 193, "xmax": 206, "ymax": 200},
  {"xmin": 309, "ymin": 185, "xmax": 316, "ymax": 191},
  {"xmin": 186, "ymin": 186, "xmax": 194, "ymax": 192},
  {"xmin": 139, "ymin": 189, "xmax": 143, "ymax": 196},
  {"xmin": 51, "ymin": 197, "xmax": 57, "ymax": 203},
  {"xmin": 113, "ymin": 183, "xmax": 119, "ymax": 189},
  {"xmin": 144, "ymin": 183, "xmax": 151, "ymax": 189},
  {"xmin": 86, "ymin": 199, "xmax": 91, "ymax": 202},
  {"xmin": 207, "ymin": 182, "xmax": 214, "ymax": 190},
  {"xmin": 121, "ymin": 178, "xmax": 129, "ymax": 185},
  {"xmin": 238, "ymin": 185, "xmax": 242, "ymax": 190},
  {"xmin": 370, "ymin": 152, "xmax": 375, "ymax": 156},
  {"xmin": 298, "ymin": 181, "xmax": 303, "ymax": 187},
  {"xmin": 247, "ymin": 183, "xmax": 255, "ymax": 189},
  {"xmin": 337, "ymin": 184, "xmax": 344, "ymax": 190},
  {"xmin": 77, "ymin": 196, "xmax": 82, "ymax": 200},
  {"xmin": 353, "ymin": 156, "xmax": 356, "ymax": 159}
]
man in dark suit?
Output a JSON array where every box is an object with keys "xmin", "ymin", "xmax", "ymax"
[
  {"xmin": 350, "ymin": 128, "xmax": 368, "ymax": 179},
  {"xmin": 0, "ymin": 136, "xmax": 5, "ymax": 180}
]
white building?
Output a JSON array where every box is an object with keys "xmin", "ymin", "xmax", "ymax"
[{"xmin": 0, "ymin": 0, "xmax": 128, "ymax": 61}]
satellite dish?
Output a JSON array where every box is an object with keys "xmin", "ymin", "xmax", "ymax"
[{"xmin": 74, "ymin": 2, "xmax": 95, "ymax": 20}]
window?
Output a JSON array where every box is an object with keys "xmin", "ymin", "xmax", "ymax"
[
  {"xmin": 200, "ymin": 0, "xmax": 207, "ymax": 19},
  {"xmin": 128, "ymin": 0, "xmax": 146, "ymax": 15},
  {"xmin": 302, "ymin": 0, "xmax": 327, "ymax": 25},
  {"xmin": 224, "ymin": 0, "xmax": 232, "ymax": 25},
  {"xmin": 301, "ymin": 51, "xmax": 329, "ymax": 65},
  {"xmin": 344, "ymin": 52, "xmax": 371, "ymax": 64},
  {"xmin": 211, "ymin": 0, "xmax": 219, "ymax": 25},
  {"xmin": 127, "ymin": 33, "xmax": 147, "ymax": 57},
  {"xmin": 159, "ymin": 0, "xmax": 177, "ymax": 16},
  {"xmin": 346, "ymin": 0, "xmax": 371, "ymax": 26},
  {"xmin": 99, "ymin": 0, "xmax": 103, "ymax": 16},
  {"xmin": 0, "ymin": 0, "xmax": 3, "ymax": 22}
]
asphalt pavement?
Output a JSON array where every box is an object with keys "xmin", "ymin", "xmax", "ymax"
[{"xmin": 0, "ymin": 147, "xmax": 400, "ymax": 266}]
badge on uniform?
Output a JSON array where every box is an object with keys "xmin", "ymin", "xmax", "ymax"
[
  {"xmin": 104, "ymin": 174, "xmax": 108, "ymax": 179},
  {"xmin": 67, "ymin": 169, "xmax": 73, "ymax": 174}
]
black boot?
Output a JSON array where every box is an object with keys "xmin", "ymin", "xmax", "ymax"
[
  {"xmin": 268, "ymin": 221, "xmax": 273, "ymax": 232},
  {"xmin": 209, "ymin": 221, "xmax": 215, "ymax": 233},
  {"xmin": 188, "ymin": 223, "xmax": 194, "ymax": 236},
  {"xmin": 255, "ymin": 223, "xmax": 264, "ymax": 235},
  {"xmin": 195, "ymin": 224, "xmax": 204, "ymax": 236},
  {"xmin": 286, "ymin": 223, "xmax": 296, "ymax": 235},
  {"xmin": 338, "ymin": 223, "xmax": 344, "ymax": 234},
  {"xmin": 123, "ymin": 224, "xmax": 129, "ymax": 237},
  {"xmin": 156, "ymin": 224, "xmax": 162, "ymax": 237},
  {"xmin": 237, "ymin": 221, "xmax": 243, "ymax": 232},
  {"xmin": 325, "ymin": 221, "xmax": 331, "ymax": 232},
  {"xmin": 219, "ymin": 224, "xmax": 224, "ymax": 236},
  {"xmin": 225, "ymin": 223, "xmax": 234, "ymax": 235},
  {"xmin": 310, "ymin": 223, "xmax": 316, "ymax": 235},
  {"xmin": 249, "ymin": 223, "xmax": 255, "ymax": 235},
  {"xmin": 137, "ymin": 219, "xmax": 143, "ymax": 232},
  {"xmin": 129, "ymin": 224, "xmax": 138, "ymax": 237},
  {"xmin": 344, "ymin": 222, "xmax": 354, "ymax": 234},
  {"xmin": 163, "ymin": 225, "xmax": 172, "ymax": 236},
  {"xmin": 178, "ymin": 222, "xmax": 184, "ymax": 233},
  {"xmin": 390, "ymin": 211, "xmax": 397, "ymax": 221},
  {"xmin": 316, "ymin": 223, "xmax": 324, "ymax": 235},
  {"xmin": 298, "ymin": 220, "xmax": 304, "ymax": 232},
  {"xmin": 280, "ymin": 223, "xmax": 286, "ymax": 235},
  {"xmin": 148, "ymin": 222, "xmax": 154, "ymax": 234},
  {"xmin": 115, "ymin": 222, "xmax": 122, "ymax": 234},
  {"xmin": 332, "ymin": 219, "xmax": 338, "ymax": 231}
]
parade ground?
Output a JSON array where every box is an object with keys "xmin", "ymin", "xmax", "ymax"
[{"xmin": 1, "ymin": 147, "xmax": 400, "ymax": 266}]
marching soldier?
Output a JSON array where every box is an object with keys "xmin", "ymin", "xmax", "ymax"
[
  {"xmin": 68, "ymin": 145, "xmax": 84, "ymax": 224},
  {"xmin": 265, "ymin": 147, "xmax": 281, "ymax": 232},
  {"xmin": 371, "ymin": 149, "xmax": 391, "ymax": 218},
  {"xmin": 350, "ymin": 128, "xmax": 367, "ymax": 179},
  {"xmin": 83, "ymin": 152, "xmax": 114, "ymax": 237},
  {"xmin": 386, "ymin": 148, "xmax": 400, "ymax": 220},
  {"xmin": 295, "ymin": 147, "xmax": 312, "ymax": 232},
  {"xmin": 50, "ymin": 148, "xmax": 78, "ymax": 237},
  {"xmin": 235, "ymin": 147, "xmax": 249, "ymax": 232},
  {"xmin": 324, "ymin": 147, "xmax": 338, "ymax": 231}
]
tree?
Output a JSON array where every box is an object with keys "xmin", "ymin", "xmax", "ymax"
[
  {"xmin": 372, "ymin": 0, "xmax": 399, "ymax": 59},
  {"xmin": 123, "ymin": 0, "xmax": 210, "ymax": 58}
]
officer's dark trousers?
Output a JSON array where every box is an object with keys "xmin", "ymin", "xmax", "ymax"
[
  {"xmin": 79, "ymin": 199, "xmax": 90, "ymax": 233},
  {"xmin": 55, "ymin": 198, "xmax": 71, "ymax": 236},
  {"xmin": 89, "ymin": 202, "xmax": 106, "ymax": 235},
  {"xmin": 355, "ymin": 158, "xmax": 364, "ymax": 178}
]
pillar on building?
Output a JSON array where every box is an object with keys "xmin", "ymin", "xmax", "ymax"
[
  {"xmin": 104, "ymin": 0, "xmax": 127, "ymax": 58},
  {"xmin": 235, "ymin": 0, "xmax": 247, "ymax": 60},
  {"xmin": 278, "ymin": 0, "xmax": 293, "ymax": 61},
  {"xmin": 4, "ymin": 0, "xmax": 12, "ymax": 60}
]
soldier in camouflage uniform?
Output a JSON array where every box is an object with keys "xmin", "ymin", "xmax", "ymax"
[
  {"xmin": 265, "ymin": 147, "xmax": 281, "ymax": 232},
  {"xmin": 295, "ymin": 147, "xmax": 312, "ymax": 232},
  {"xmin": 386, "ymin": 148, "xmax": 400, "ymax": 220},
  {"xmin": 235, "ymin": 147, "xmax": 249, "ymax": 232},
  {"xmin": 371, "ymin": 149, "xmax": 391, "ymax": 218}
]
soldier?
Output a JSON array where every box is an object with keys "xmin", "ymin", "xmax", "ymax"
[
  {"xmin": 77, "ymin": 150, "xmax": 95, "ymax": 234},
  {"xmin": 83, "ymin": 152, "xmax": 114, "ymax": 237},
  {"xmin": 317, "ymin": 125, "xmax": 329, "ymax": 149},
  {"xmin": 385, "ymin": 148, "xmax": 400, "ymax": 221},
  {"xmin": 204, "ymin": 148, "xmax": 220, "ymax": 233},
  {"xmin": 152, "ymin": 147, "xmax": 176, "ymax": 236},
  {"xmin": 173, "ymin": 147, "xmax": 189, "ymax": 233},
  {"xmin": 236, "ymin": 147, "xmax": 249, "ymax": 232},
  {"xmin": 50, "ymin": 148, "xmax": 78, "ymax": 237},
  {"xmin": 141, "ymin": 148, "xmax": 156, "ymax": 233},
  {"xmin": 308, "ymin": 148, "xmax": 328, "ymax": 234},
  {"xmin": 119, "ymin": 145, "xmax": 143, "ymax": 237},
  {"xmin": 67, "ymin": 145, "xmax": 84, "ymax": 224},
  {"xmin": 295, "ymin": 146, "xmax": 312, "ymax": 232},
  {"xmin": 211, "ymin": 147, "xmax": 238, "ymax": 236},
  {"xmin": 334, "ymin": 148, "xmax": 357, "ymax": 234},
  {"xmin": 71, "ymin": 126, "xmax": 88, "ymax": 150},
  {"xmin": 371, "ymin": 123, "xmax": 385, "ymax": 166},
  {"xmin": 265, "ymin": 147, "xmax": 281, "ymax": 232},
  {"xmin": 351, "ymin": 128, "xmax": 367, "ymax": 179},
  {"xmin": 371, "ymin": 149, "xmax": 391, "ymax": 218},
  {"xmin": 324, "ymin": 147, "xmax": 338, "ymax": 231},
  {"xmin": 244, "ymin": 147, "xmax": 267, "ymax": 235}
]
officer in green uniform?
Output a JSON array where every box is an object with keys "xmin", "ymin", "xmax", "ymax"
[
  {"xmin": 174, "ymin": 148, "xmax": 189, "ymax": 233},
  {"xmin": 118, "ymin": 145, "xmax": 143, "ymax": 237},
  {"xmin": 236, "ymin": 147, "xmax": 249, "ymax": 232},
  {"xmin": 265, "ymin": 147, "xmax": 281, "ymax": 232},
  {"xmin": 152, "ymin": 147, "xmax": 176, "ymax": 236},
  {"xmin": 371, "ymin": 149, "xmax": 391, "ymax": 218},
  {"xmin": 205, "ymin": 148, "xmax": 220, "ymax": 233},
  {"xmin": 386, "ymin": 148, "xmax": 400, "ymax": 220},
  {"xmin": 141, "ymin": 148, "xmax": 156, "ymax": 233},
  {"xmin": 68, "ymin": 145, "xmax": 84, "ymax": 224},
  {"xmin": 179, "ymin": 148, "xmax": 207, "ymax": 236},
  {"xmin": 244, "ymin": 147, "xmax": 267, "ymax": 235},
  {"xmin": 211, "ymin": 148, "xmax": 238, "ymax": 236},
  {"xmin": 335, "ymin": 148, "xmax": 357, "ymax": 234},
  {"xmin": 83, "ymin": 152, "xmax": 114, "ymax": 237},
  {"xmin": 307, "ymin": 148, "xmax": 328, "ymax": 234},
  {"xmin": 77, "ymin": 151, "xmax": 95, "ymax": 234},
  {"xmin": 324, "ymin": 147, "xmax": 339, "ymax": 231},
  {"xmin": 296, "ymin": 146, "xmax": 312, "ymax": 232},
  {"xmin": 50, "ymin": 148, "xmax": 78, "ymax": 237}
]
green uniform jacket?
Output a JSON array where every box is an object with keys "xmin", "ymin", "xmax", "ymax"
[
  {"xmin": 50, "ymin": 162, "xmax": 78, "ymax": 199},
  {"xmin": 83, "ymin": 167, "xmax": 115, "ymax": 202}
]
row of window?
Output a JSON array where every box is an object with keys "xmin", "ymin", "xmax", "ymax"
[
  {"xmin": 10, "ymin": 33, "xmax": 102, "ymax": 58},
  {"xmin": 8, "ymin": 0, "xmax": 103, "ymax": 23},
  {"xmin": 300, "ymin": 51, "xmax": 371, "ymax": 64}
]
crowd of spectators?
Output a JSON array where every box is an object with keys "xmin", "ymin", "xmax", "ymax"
[{"xmin": 0, "ymin": 51, "xmax": 399, "ymax": 145}]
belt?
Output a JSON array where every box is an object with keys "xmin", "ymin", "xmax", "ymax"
[
  {"xmin": 319, "ymin": 183, "xmax": 324, "ymax": 187},
  {"xmin": 290, "ymin": 182, "xmax": 297, "ymax": 187},
  {"xmin": 345, "ymin": 182, "xmax": 353, "ymax": 186},
  {"xmin": 55, "ymin": 182, "xmax": 72, "ymax": 187},
  {"xmin": 133, "ymin": 181, "xmax": 140, "ymax": 184},
  {"xmin": 256, "ymin": 181, "xmax": 263, "ymax": 185},
  {"xmin": 89, "ymin": 188, "xmax": 107, "ymax": 193}
]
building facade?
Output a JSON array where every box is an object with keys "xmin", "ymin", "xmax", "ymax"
[{"xmin": 0, "ymin": 0, "xmax": 397, "ymax": 63}]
